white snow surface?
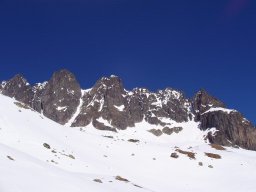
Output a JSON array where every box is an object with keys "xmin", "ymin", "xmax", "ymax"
[
  {"xmin": 0, "ymin": 94, "xmax": 256, "ymax": 192},
  {"xmin": 202, "ymin": 107, "xmax": 237, "ymax": 115},
  {"xmin": 114, "ymin": 104, "xmax": 125, "ymax": 111},
  {"xmin": 65, "ymin": 90, "xmax": 84, "ymax": 127}
]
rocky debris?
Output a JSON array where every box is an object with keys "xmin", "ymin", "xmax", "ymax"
[
  {"xmin": 128, "ymin": 139, "xmax": 140, "ymax": 143},
  {"xmin": 103, "ymin": 135, "xmax": 114, "ymax": 139},
  {"xmin": 170, "ymin": 153, "xmax": 179, "ymax": 158},
  {"xmin": 115, "ymin": 176, "xmax": 129, "ymax": 182},
  {"xmin": 14, "ymin": 102, "xmax": 30, "ymax": 109},
  {"xmin": 175, "ymin": 149, "xmax": 196, "ymax": 159},
  {"xmin": 208, "ymin": 165, "xmax": 214, "ymax": 168},
  {"xmin": 93, "ymin": 179, "xmax": 103, "ymax": 183},
  {"xmin": 205, "ymin": 153, "xmax": 221, "ymax": 159},
  {"xmin": 148, "ymin": 129, "xmax": 163, "ymax": 136},
  {"xmin": 210, "ymin": 144, "xmax": 226, "ymax": 151},
  {"xmin": 7, "ymin": 155, "xmax": 14, "ymax": 161},
  {"xmin": 133, "ymin": 184, "xmax": 143, "ymax": 188},
  {"xmin": 43, "ymin": 143, "xmax": 51, "ymax": 149},
  {"xmin": 198, "ymin": 162, "xmax": 203, "ymax": 166},
  {"xmin": 68, "ymin": 154, "xmax": 75, "ymax": 159}
]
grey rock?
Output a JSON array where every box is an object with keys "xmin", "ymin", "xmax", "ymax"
[
  {"xmin": 173, "ymin": 127, "xmax": 183, "ymax": 134},
  {"xmin": 193, "ymin": 90, "xmax": 256, "ymax": 151},
  {"xmin": 1, "ymin": 70, "xmax": 256, "ymax": 151},
  {"xmin": 148, "ymin": 129, "xmax": 163, "ymax": 136},
  {"xmin": 1, "ymin": 74, "xmax": 34, "ymax": 106},
  {"xmin": 201, "ymin": 110, "xmax": 256, "ymax": 150},
  {"xmin": 162, "ymin": 127, "xmax": 173, "ymax": 135},
  {"xmin": 41, "ymin": 69, "xmax": 81, "ymax": 124},
  {"xmin": 170, "ymin": 153, "xmax": 179, "ymax": 158}
]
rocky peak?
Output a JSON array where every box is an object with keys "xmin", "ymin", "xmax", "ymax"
[
  {"xmin": 191, "ymin": 90, "xmax": 256, "ymax": 150},
  {"xmin": 193, "ymin": 89, "xmax": 226, "ymax": 114},
  {"xmin": 91, "ymin": 75, "xmax": 125, "ymax": 94},
  {"xmin": 1, "ymin": 69, "xmax": 256, "ymax": 151},
  {"xmin": 1, "ymin": 74, "xmax": 34, "ymax": 105},
  {"xmin": 40, "ymin": 69, "xmax": 82, "ymax": 124}
]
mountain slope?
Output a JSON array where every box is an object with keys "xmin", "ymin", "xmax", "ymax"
[
  {"xmin": 0, "ymin": 94, "xmax": 256, "ymax": 192},
  {"xmin": 1, "ymin": 69, "xmax": 256, "ymax": 150}
]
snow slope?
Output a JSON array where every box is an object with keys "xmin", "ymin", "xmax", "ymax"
[{"xmin": 0, "ymin": 94, "xmax": 256, "ymax": 192}]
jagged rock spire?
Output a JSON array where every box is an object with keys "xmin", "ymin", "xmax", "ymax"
[{"xmin": 40, "ymin": 69, "xmax": 82, "ymax": 124}]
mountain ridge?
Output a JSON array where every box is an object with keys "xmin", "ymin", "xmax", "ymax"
[{"xmin": 1, "ymin": 69, "xmax": 256, "ymax": 150}]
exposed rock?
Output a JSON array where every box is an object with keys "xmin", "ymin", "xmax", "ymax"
[
  {"xmin": 7, "ymin": 156, "xmax": 14, "ymax": 161},
  {"xmin": 148, "ymin": 129, "xmax": 163, "ymax": 136},
  {"xmin": 115, "ymin": 176, "xmax": 129, "ymax": 182},
  {"xmin": 1, "ymin": 70, "xmax": 256, "ymax": 151},
  {"xmin": 193, "ymin": 89, "xmax": 225, "ymax": 116},
  {"xmin": 92, "ymin": 119, "xmax": 116, "ymax": 132},
  {"xmin": 173, "ymin": 127, "xmax": 183, "ymax": 133},
  {"xmin": 93, "ymin": 179, "xmax": 103, "ymax": 183},
  {"xmin": 170, "ymin": 152, "xmax": 179, "ymax": 158},
  {"xmin": 128, "ymin": 139, "xmax": 140, "ymax": 143},
  {"xmin": 162, "ymin": 127, "xmax": 173, "ymax": 135},
  {"xmin": 200, "ymin": 110, "xmax": 256, "ymax": 150},
  {"xmin": 205, "ymin": 153, "xmax": 221, "ymax": 159},
  {"xmin": 210, "ymin": 144, "xmax": 226, "ymax": 151},
  {"xmin": 1, "ymin": 74, "xmax": 34, "ymax": 106},
  {"xmin": 175, "ymin": 149, "xmax": 196, "ymax": 159},
  {"xmin": 43, "ymin": 143, "xmax": 51, "ymax": 149},
  {"xmin": 193, "ymin": 90, "xmax": 256, "ymax": 151},
  {"xmin": 41, "ymin": 69, "xmax": 81, "ymax": 124}
]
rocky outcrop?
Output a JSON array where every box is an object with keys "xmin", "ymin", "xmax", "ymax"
[
  {"xmin": 1, "ymin": 69, "xmax": 256, "ymax": 151},
  {"xmin": 40, "ymin": 69, "xmax": 82, "ymax": 124},
  {"xmin": 193, "ymin": 90, "xmax": 256, "ymax": 150},
  {"xmin": 1, "ymin": 74, "xmax": 34, "ymax": 106},
  {"xmin": 71, "ymin": 76, "xmax": 192, "ymax": 130},
  {"xmin": 201, "ymin": 111, "xmax": 256, "ymax": 150},
  {"xmin": 192, "ymin": 89, "xmax": 225, "ymax": 119}
]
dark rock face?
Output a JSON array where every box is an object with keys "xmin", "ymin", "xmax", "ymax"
[
  {"xmin": 72, "ymin": 76, "xmax": 192, "ymax": 131},
  {"xmin": 193, "ymin": 90, "xmax": 256, "ymax": 151},
  {"xmin": 200, "ymin": 111, "xmax": 256, "ymax": 150},
  {"xmin": 1, "ymin": 74, "xmax": 34, "ymax": 106},
  {"xmin": 31, "ymin": 82, "xmax": 48, "ymax": 113},
  {"xmin": 1, "ymin": 69, "xmax": 256, "ymax": 151},
  {"xmin": 193, "ymin": 89, "xmax": 225, "ymax": 120},
  {"xmin": 41, "ymin": 69, "xmax": 81, "ymax": 124}
]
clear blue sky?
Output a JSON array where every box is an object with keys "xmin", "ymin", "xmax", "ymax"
[{"xmin": 0, "ymin": 0, "xmax": 255, "ymax": 124}]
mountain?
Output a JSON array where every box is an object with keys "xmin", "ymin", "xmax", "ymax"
[
  {"xmin": 1, "ymin": 69, "xmax": 256, "ymax": 151},
  {"xmin": 1, "ymin": 83, "xmax": 256, "ymax": 192},
  {"xmin": 1, "ymin": 69, "xmax": 256, "ymax": 192}
]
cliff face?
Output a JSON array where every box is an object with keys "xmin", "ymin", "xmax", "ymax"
[
  {"xmin": 193, "ymin": 90, "xmax": 256, "ymax": 150},
  {"xmin": 1, "ymin": 69, "xmax": 255, "ymax": 150}
]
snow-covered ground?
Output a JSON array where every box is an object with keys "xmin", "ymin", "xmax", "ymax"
[{"xmin": 0, "ymin": 94, "xmax": 256, "ymax": 192}]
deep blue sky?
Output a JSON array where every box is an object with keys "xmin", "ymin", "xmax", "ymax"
[{"xmin": 0, "ymin": 0, "xmax": 255, "ymax": 124}]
